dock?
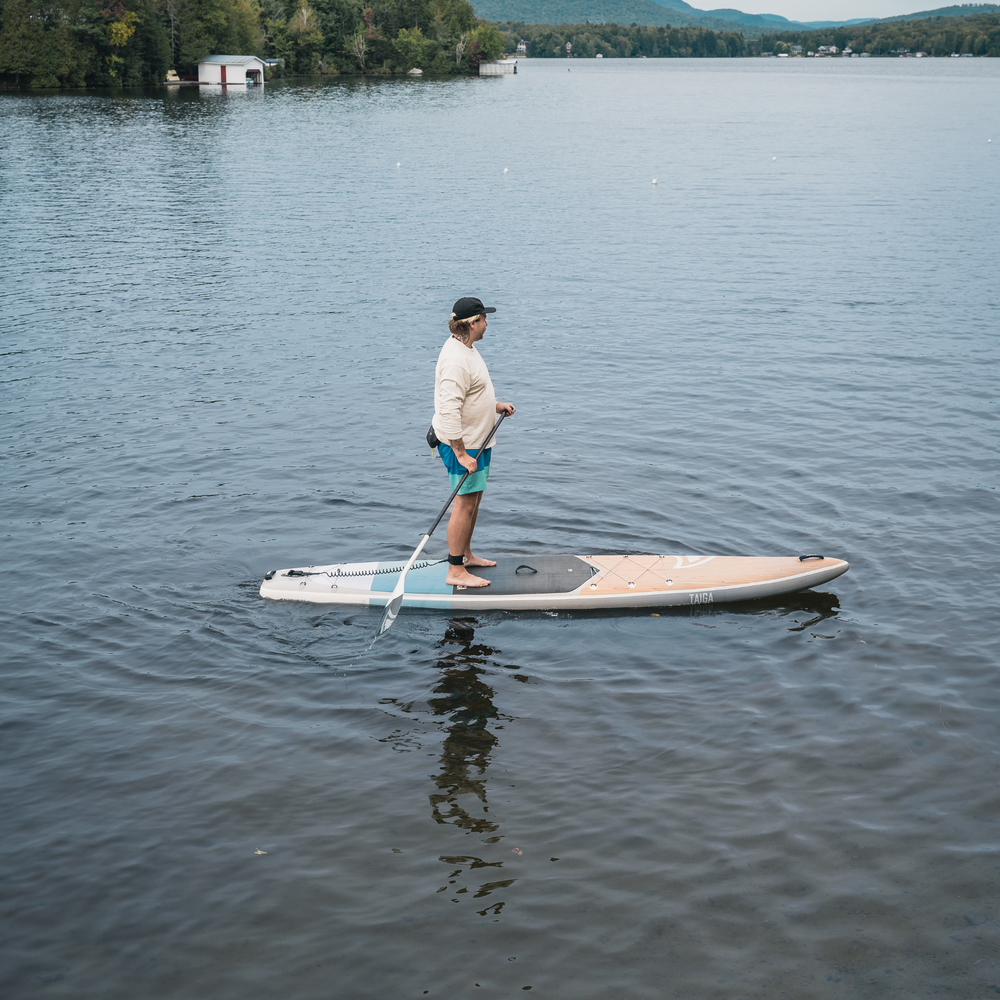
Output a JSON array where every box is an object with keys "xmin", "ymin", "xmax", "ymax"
[{"xmin": 479, "ymin": 60, "xmax": 517, "ymax": 76}]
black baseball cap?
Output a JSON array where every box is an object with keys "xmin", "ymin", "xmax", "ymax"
[{"xmin": 451, "ymin": 296, "xmax": 496, "ymax": 321}]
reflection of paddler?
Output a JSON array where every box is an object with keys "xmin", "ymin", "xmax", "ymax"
[
  {"xmin": 432, "ymin": 297, "xmax": 516, "ymax": 589},
  {"xmin": 428, "ymin": 618, "xmax": 501, "ymax": 834}
]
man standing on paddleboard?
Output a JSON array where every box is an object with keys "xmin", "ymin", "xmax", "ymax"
[{"xmin": 432, "ymin": 297, "xmax": 516, "ymax": 589}]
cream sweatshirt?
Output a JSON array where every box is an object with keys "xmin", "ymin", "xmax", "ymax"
[{"xmin": 432, "ymin": 336, "xmax": 497, "ymax": 451}]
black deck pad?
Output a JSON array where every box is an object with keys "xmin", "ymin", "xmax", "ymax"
[{"xmin": 453, "ymin": 555, "xmax": 597, "ymax": 595}]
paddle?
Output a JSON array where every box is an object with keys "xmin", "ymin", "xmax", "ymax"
[{"xmin": 376, "ymin": 413, "xmax": 507, "ymax": 637}]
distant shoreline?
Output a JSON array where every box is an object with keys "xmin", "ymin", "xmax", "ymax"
[{"xmin": 1, "ymin": 4, "xmax": 995, "ymax": 92}]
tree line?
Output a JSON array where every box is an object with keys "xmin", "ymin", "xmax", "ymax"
[
  {"xmin": 499, "ymin": 12, "xmax": 1000, "ymax": 58},
  {"xmin": 0, "ymin": 0, "xmax": 505, "ymax": 87},
  {"xmin": 1, "ymin": 2, "xmax": 996, "ymax": 89},
  {"xmin": 496, "ymin": 21, "xmax": 748, "ymax": 58},
  {"xmin": 756, "ymin": 11, "xmax": 1000, "ymax": 56}
]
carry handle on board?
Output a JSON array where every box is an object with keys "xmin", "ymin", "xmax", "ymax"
[{"xmin": 377, "ymin": 413, "xmax": 508, "ymax": 637}]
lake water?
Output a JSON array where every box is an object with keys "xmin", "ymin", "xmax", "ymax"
[{"xmin": 2, "ymin": 58, "xmax": 998, "ymax": 999}]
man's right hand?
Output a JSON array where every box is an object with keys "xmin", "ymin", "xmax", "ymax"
[{"xmin": 449, "ymin": 439, "xmax": 478, "ymax": 475}]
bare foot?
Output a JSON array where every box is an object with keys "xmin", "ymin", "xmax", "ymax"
[
  {"xmin": 446, "ymin": 567, "xmax": 492, "ymax": 588},
  {"xmin": 464, "ymin": 555, "xmax": 497, "ymax": 567}
]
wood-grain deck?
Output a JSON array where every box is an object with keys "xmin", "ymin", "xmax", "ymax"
[{"xmin": 580, "ymin": 555, "xmax": 844, "ymax": 595}]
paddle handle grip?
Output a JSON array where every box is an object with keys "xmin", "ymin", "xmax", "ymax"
[{"xmin": 425, "ymin": 413, "xmax": 506, "ymax": 539}]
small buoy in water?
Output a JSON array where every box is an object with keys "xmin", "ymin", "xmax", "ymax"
[
  {"xmin": 989, "ymin": 139, "xmax": 993, "ymax": 143},
  {"xmin": 504, "ymin": 166, "xmax": 509, "ymax": 174},
  {"xmin": 772, "ymin": 156, "xmax": 777, "ymax": 161},
  {"xmin": 396, "ymin": 162, "xmax": 401, "ymax": 168},
  {"xmin": 652, "ymin": 178, "xmax": 657, "ymax": 185}
]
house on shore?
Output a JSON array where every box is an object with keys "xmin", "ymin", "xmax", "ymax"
[{"xmin": 198, "ymin": 55, "xmax": 265, "ymax": 86}]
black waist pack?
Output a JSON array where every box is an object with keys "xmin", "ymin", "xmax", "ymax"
[{"xmin": 426, "ymin": 423, "xmax": 440, "ymax": 449}]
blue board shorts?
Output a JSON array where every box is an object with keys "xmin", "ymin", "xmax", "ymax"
[{"xmin": 438, "ymin": 444, "xmax": 492, "ymax": 495}]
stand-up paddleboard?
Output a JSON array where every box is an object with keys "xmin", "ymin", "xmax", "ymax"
[{"xmin": 259, "ymin": 553, "xmax": 848, "ymax": 611}]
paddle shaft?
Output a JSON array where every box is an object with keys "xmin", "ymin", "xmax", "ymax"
[{"xmin": 376, "ymin": 413, "xmax": 506, "ymax": 636}]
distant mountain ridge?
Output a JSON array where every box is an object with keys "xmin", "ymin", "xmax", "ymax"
[{"xmin": 472, "ymin": 0, "xmax": 1000, "ymax": 33}]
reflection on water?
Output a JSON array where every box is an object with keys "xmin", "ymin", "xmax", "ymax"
[
  {"xmin": 428, "ymin": 619, "xmax": 518, "ymax": 918},
  {"xmin": 738, "ymin": 589, "xmax": 842, "ymax": 631},
  {"xmin": 777, "ymin": 591, "xmax": 841, "ymax": 633},
  {"xmin": 436, "ymin": 855, "xmax": 515, "ymax": 919},
  {"xmin": 428, "ymin": 618, "xmax": 503, "ymax": 835}
]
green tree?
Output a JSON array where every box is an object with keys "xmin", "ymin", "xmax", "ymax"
[
  {"xmin": 465, "ymin": 21, "xmax": 502, "ymax": 61},
  {"xmin": 393, "ymin": 25, "xmax": 432, "ymax": 68},
  {"xmin": 175, "ymin": 0, "xmax": 260, "ymax": 68},
  {"xmin": 344, "ymin": 6, "xmax": 382, "ymax": 70},
  {"xmin": 0, "ymin": 0, "xmax": 44, "ymax": 85},
  {"xmin": 262, "ymin": 16, "xmax": 291, "ymax": 66},
  {"xmin": 96, "ymin": 1, "xmax": 139, "ymax": 78},
  {"xmin": 287, "ymin": 0, "xmax": 323, "ymax": 69}
]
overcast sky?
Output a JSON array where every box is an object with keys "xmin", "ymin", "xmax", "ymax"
[{"xmin": 744, "ymin": 0, "xmax": 943, "ymax": 21}]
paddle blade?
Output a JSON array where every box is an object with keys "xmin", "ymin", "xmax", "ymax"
[
  {"xmin": 377, "ymin": 592, "xmax": 404, "ymax": 636},
  {"xmin": 374, "ymin": 534, "xmax": 431, "ymax": 639}
]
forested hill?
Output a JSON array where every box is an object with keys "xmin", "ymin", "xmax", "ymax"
[
  {"xmin": 869, "ymin": 2, "xmax": 1000, "ymax": 22},
  {"xmin": 474, "ymin": 0, "xmax": 1000, "ymax": 33},
  {"xmin": 472, "ymin": 0, "xmax": 776, "ymax": 32},
  {"xmin": 496, "ymin": 9, "xmax": 1000, "ymax": 53},
  {"xmin": 754, "ymin": 7, "xmax": 1000, "ymax": 49}
]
